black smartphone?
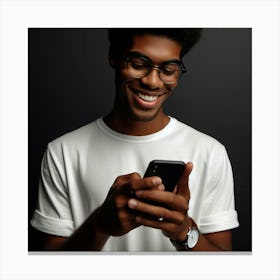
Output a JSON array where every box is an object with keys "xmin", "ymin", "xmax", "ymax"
[{"xmin": 144, "ymin": 160, "xmax": 186, "ymax": 192}]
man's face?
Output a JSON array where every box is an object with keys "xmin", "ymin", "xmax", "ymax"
[{"xmin": 114, "ymin": 34, "xmax": 182, "ymax": 122}]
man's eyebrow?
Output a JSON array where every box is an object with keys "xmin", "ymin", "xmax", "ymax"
[
  {"xmin": 126, "ymin": 51, "xmax": 181, "ymax": 65},
  {"xmin": 126, "ymin": 51, "xmax": 152, "ymax": 62}
]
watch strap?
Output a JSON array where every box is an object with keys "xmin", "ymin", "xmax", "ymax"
[{"xmin": 170, "ymin": 218, "xmax": 199, "ymax": 251}]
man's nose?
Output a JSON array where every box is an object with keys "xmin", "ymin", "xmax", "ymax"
[{"xmin": 140, "ymin": 68, "xmax": 164, "ymax": 88}]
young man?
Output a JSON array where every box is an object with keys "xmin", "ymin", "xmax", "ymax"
[{"xmin": 31, "ymin": 28, "xmax": 239, "ymax": 251}]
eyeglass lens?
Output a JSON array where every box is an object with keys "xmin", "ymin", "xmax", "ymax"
[{"xmin": 126, "ymin": 57, "xmax": 183, "ymax": 84}]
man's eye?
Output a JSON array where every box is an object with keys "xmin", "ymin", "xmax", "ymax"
[
  {"xmin": 162, "ymin": 64, "xmax": 180, "ymax": 75},
  {"xmin": 130, "ymin": 59, "xmax": 149, "ymax": 69}
]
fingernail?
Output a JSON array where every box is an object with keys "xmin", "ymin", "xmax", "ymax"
[
  {"xmin": 128, "ymin": 199, "xmax": 138, "ymax": 209},
  {"xmin": 152, "ymin": 177, "xmax": 162, "ymax": 185},
  {"xmin": 135, "ymin": 190, "xmax": 143, "ymax": 197},
  {"xmin": 135, "ymin": 216, "xmax": 141, "ymax": 223},
  {"xmin": 157, "ymin": 184, "xmax": 165, "ymax": 191}
]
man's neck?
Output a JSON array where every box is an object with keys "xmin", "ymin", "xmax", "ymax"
[{"xmin": 103, "ymin": 110, "xmax": 170, "ymax": 136}]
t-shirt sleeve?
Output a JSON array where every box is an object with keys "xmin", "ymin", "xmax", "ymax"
[
  {"xmin": 198, "ymin": 144, "xmax": 239, "ymax": 234},
  {"xmin": 30, "ymin": 144, "xmax": 74, "ymax": 237}
]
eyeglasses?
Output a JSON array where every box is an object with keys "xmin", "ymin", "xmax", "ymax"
[{"xmin": 122, "ymin": 53, "xmax": 186, "ymax": 84}]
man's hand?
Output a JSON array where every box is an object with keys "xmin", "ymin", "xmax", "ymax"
[
  {"xmin": 37, "ymin": 162, "xmax": 232, "ymax": 251},
  {"xmin": 127, "ymin": 162, "xmax": 193, "ymax": 242},
  {"xmin": 95, "ymin": 172, "xmax": 164, "ymax": 237}
]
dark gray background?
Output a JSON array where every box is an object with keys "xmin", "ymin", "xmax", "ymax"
[{"xmin": 28, "ymin": 28, "xmax": 251, "ymax": 251}]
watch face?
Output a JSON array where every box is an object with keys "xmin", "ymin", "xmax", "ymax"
[{"xmin": 187, "ymin": 229, "xmax": 199, "ymax": 248}]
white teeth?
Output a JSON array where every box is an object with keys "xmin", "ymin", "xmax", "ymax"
[{"xmin": 138, "ymin": 93, "xmax": 158, "ymax": 102}]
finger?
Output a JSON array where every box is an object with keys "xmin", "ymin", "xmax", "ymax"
[
  {"xmin": 128, "ymin": 176, "xmax": 163, "ymax": 194},
  {"xmin": 135, "ymin": 215, "xmax": 175, "ymax": 232},
  {"xmin": 113, "ymin": 172, "xmax": 141, "ymax": 186},
  {"xmin": 113, "ymin": 173, "xmax": 163, "ymax": 196},
  {"xmin": 135, "ymin": 189, "xmax": 187, "ymax": 212},
  {"xmin": 176, "ymin": 162, "xmax": 193, "ymax": 197},
  {"xmin": 128, "ymin": 198, "xmax": 184, "ymax": 223},
  {"xmin": 112, "ymin": 173, "xmax": 142, "ymax": 195},
  {"xmin": 118, "ymin": 208, "xmax": 138, "ymax": 224}
]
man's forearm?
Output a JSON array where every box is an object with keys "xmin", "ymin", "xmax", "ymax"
[
  {"xmin": 191, "ymin": 232, "xmax": 232, "ymax": 251},
  {"xmin": 173, "ymin": 230, "xmax": 232, "ymax": 251},
  {"xmin": 45, "ymin": 208, "xmax": 110, "ymax": 251}
]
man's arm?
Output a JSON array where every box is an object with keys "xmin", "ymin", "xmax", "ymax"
[
  {"xmin": 195, "ymin": 230, "xmax": 232, "ymax": 251},
  {"xmin": 33, "ymin": 173, "xmax": 164, "ymax": 251},
  {"xmin": 130, "ymin": 211, "xmax": 233, "ymax": 251},
  {"xmin": 128, "ymin": 162, "xmax": 234, "ymax": 251},
  {"xmin": 33, "ymin": 209, "xmax": 109, "ymax": 251},
  {"xmin": 34, "ymin": 220, "xmax": 232, "ymax": 251},
  {"xmin": 33, "ymin": 163, "xmax": 232, "ymax": 251}
]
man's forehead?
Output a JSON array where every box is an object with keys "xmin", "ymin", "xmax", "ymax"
[{"xmin": 128, "ymin": 34, "xmax": 182, "ymax": 63}]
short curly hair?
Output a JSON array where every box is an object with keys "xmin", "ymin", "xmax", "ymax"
[{"xmin": 108, "ymin": 28, "xmax": 202, "ymax": 58}]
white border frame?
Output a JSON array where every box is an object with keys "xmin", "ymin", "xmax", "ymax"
[{"xmin": 1, "ymin": 0, "xmax": 279, "ymax": 279}]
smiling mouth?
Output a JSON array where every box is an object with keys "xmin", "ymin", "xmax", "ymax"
[
  {"xmin": 138, "ymin": 92, "xmax": 158, "ymax": 102},
  {"xmin": 129, "ymin": 87, "xmax": 166, "ymax": 103}
]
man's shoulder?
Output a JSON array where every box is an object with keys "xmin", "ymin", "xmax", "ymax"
[
  {"xmin": 173, "ymin": 119, "xmax": 228, "ymax": 164},
  {"xmin": 47, "ymin": 119, "xmax": 99, "ymax": 151},
  {"xmin": 174, "ymin": 118, "xmax": 223, "ymax": 148}
]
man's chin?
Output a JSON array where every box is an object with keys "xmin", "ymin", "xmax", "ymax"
[
  {"xmin": 129, "ymin": 108, "xmax": 161, "ymax": 122},
  {"xmin": 132, "ymin": 115, "xmax": 155, "ymax": 122}
]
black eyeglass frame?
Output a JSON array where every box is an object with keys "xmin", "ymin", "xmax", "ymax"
[{"xmin": 121, "ymin": 52, "xmax": 187, "ymax": 84}]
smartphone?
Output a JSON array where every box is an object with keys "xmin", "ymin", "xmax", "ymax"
[{"xmin": 144, "ymin": 160, "xmax": 186, "ymax": 192}]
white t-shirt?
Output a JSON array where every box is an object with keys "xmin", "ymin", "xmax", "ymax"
[{"xmin": 31, "ymin": 117, "xmax": 239, "ymax": 251}]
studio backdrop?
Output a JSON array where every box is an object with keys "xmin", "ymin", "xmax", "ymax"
[{"xmin": 28, "ymin": 28, "xmax": 251, "ymax": 251}]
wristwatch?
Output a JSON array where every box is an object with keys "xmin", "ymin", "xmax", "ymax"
[{"xmin": 170, "ymin": 219, "xmax": 200, "ymax": 251}]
